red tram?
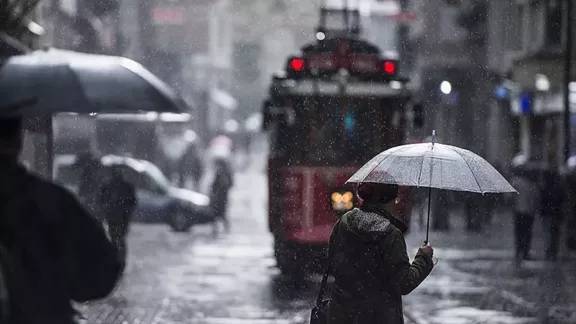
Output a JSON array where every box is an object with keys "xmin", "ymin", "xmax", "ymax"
[{"xmin": 263, "ymin": 8, "xmax": 414, "ymax": 274}]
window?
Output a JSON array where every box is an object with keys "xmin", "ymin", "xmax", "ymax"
[{"xmin": 270, "ymin": 96, "xmax": 405, "ymax": 166}]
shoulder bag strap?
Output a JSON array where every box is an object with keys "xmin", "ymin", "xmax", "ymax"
[{"xmin": 315, "ymin": 219, "xmax": 340, "ymax": 305}]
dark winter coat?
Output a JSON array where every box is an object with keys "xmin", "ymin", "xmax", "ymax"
[
  {"xmin": 98, "ymin": 176, "xmax": 137, "ymax": 222},
  {"xmin": 328, "ymin": 205, "xmax": 433, "ymax": 324},
  {"xmin": 0, "ymin": 161, "xmax": 121, "ymax": 324}
]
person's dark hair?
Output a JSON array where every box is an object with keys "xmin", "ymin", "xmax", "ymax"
[
  {"xmin": 357, "ymin": 182, "xmax": 399, "ymax": 204},
  {"xmin": 0, "ymin": 117, "xmax": 23, "ymax": 157}
]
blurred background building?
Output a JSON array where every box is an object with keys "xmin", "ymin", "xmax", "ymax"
[
  {"xmin": 3, "ymin": 0, "xmax": 576, "ymax": 179},
  {"xmin": 407, "ymin": 0, "xmax": 576, "ymax": 174}
]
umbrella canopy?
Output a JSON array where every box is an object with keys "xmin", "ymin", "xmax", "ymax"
[
  {"xmin": 347, "ymin": 142, "xmax": 516, "ymax": 194},
  {"xmin": 0, "ymin": 48, "xmax": 187, "ymax": 116}
]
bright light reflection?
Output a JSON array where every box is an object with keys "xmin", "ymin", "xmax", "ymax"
[
  {"xmin": 390, "ymin": 81, "xmax": 402, "ymax": 90},
  {"xmin": 535, "ymin": 74, "xmax": 550, "ymax": 92},
  {"xmin": 440, "ymin": 81, "xmax": 452, "ymax": 95}
]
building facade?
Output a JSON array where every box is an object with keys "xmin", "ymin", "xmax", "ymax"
[{"xmin": 409, "ymin": 0, "xmax": 493, "ymax": 158}]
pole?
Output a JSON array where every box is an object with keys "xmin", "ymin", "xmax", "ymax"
[
  {"xmin": 47, "ymin": 115, "xmax": 53, "ymax": 179},
  {"xmin": 564, "ymin": 0, "xmax": 573, "ymax": 163},
  {"xmin": 344, "ymin": 0, "xmax": 349, "ymax": 32},
  {"xmin": 425, "ymin": 186, "xmax": 432, "ymax": 244},
  {"xmin": 424, "ymin": 130, "xmax": 436, "ymax": 245},
  {"xmin": 398, "ymin": 0, "xmax": 410, "ymax": 72}
]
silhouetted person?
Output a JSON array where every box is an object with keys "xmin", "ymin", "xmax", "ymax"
[
  {"xmin": 566, "ymin": 168, "xmax": 576, "ymax": 252},
  {"xmin": 178, "ymin": 143, "xmax": 203, "ymax": 189},
  {"xmin": 210, "ymin": 158, "xmax": 233, "ymax": 234},
  {"xmin": 511, "ymin": 167, "xmax": 540, "ymax": 262},
  {"xmin": 97, "ymin": 168, "xmax": 136, "ymax": 271},
  {"xmin": 327, "ymin": 183, "xmax": 434, "ymax": 324},
  {"xmin": 0, "ymin": 117, "xmax": 121, "ymax": 324},
  {"xmin": 463, "ymin": 193, "xmax": 495, "ymax": 233},
  {"xmin": 540, "ymin": 170, "xmax": 565, "ymax": 260},
  {"xmin": 77, "ymin": 152, "xmax": 103, "ymax": 216}
]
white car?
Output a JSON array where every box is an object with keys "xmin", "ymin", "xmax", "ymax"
[{"xmin": 55, "ymin": 155, "xmax": 212, "ymax": 232}]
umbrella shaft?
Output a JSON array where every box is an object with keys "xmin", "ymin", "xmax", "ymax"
[{"xmin": 425, "ymin": 187, "xmax": 432, "ymax": 244}]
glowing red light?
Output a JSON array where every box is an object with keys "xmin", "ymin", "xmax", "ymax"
[
  {"xmin": 289, "ymin": 57, "xmax": 305, "ymax": 72},
  {"xmin": 383, "ymin": 61, "xmax": 397, "ymax": 75}
]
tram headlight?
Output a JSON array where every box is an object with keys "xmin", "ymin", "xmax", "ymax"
[{"xmin": 331, "ymin": 191, "xmax": 354, "ymax": 211}]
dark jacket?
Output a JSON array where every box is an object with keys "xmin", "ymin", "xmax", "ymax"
[
  {"xmin": 328, "ymin": 205, "xmax": 433, "ymax": 324},
  {"xmin": 0, "ymin": 161, "xmax": 121, "ymax": 324},
  {"xmin": 98, "ymin": 176, "xmax": 137, "ymax": 219},
  {"xmin": 540, "ymin": 172, "xmax": 565, "ymax": 216}
]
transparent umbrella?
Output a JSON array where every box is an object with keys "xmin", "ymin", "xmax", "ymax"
[{"xmin": 347, "ymin": 131, "xmax": 517, "ymax": 243}]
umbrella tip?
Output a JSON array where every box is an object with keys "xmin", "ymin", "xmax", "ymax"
[{"xmin": 431, "ymin": 130, "xmax": 437, "ymax": 146}]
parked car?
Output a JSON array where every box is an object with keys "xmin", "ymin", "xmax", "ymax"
[{"xmin": 54, "ymin": 154, "xmax": 212, "ymax": 232}]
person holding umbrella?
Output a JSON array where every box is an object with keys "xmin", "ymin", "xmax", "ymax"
[
  {"xmin": 326, "ymin": 181, "xmax": 434, "ymax": 324},
  {"xmin": 311, "ymin": 131, "xmax": 516, "ymax": 324}
]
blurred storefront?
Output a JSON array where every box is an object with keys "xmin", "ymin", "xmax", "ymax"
[
  {"xmin": 501, "ymin": 0, "xmax": 575, "ymax": 169},
  {"xmin": 496, "ymin": 0, "xmax": 576, "ymax": 250}
]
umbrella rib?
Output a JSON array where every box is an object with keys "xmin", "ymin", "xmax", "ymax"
[
  {"xmin": 449, "ymin": 147, "xmax": 483, "ymax": 193},
  {"xmin": 416, "ymin": 154, "xmax": 425, "ymax": 187}
]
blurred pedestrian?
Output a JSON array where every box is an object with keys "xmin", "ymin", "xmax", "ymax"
[
  {"xmin": 511, "ymin": 165, "xmax": 540, "ymax": 262},
  {"xmin": 77, "ymin": 151, "xmax": 103, "ymax": 216},
  {"xmin": 539, "ymin": 170, "xmax": 566, "ymax": 261},
  {"xmin": 178, "ymin": 142, "xmax": 204, "ymax": 190},
  {"xmin": 97, "ymin": 167, "xmax": 137, "ymax": 272},
  {"xmin": 463, "ymin": 193, "xmax": 496, "ymax": 233},
  {"xmin": 325, "ymin": 182, "xmax": 434, "ymax": 324},
  {"xmin": 210, "ymin": 157, "xmax": 234, "ymax": 234},
  {"xmin": 0, "ymin": 117, "xmax": 121, "ymax": 324},
  {"xmin": 431, "ymin": 190, "xmax": 451, "ymax": 231},
  {"xmin": 564, "ymin": 159, "xmax": 576, "ymax": 252}
]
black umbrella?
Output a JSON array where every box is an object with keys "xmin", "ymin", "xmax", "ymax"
[{"xmin": 0, "ymin": 48, "xmax": 187, "ymax": 116}]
